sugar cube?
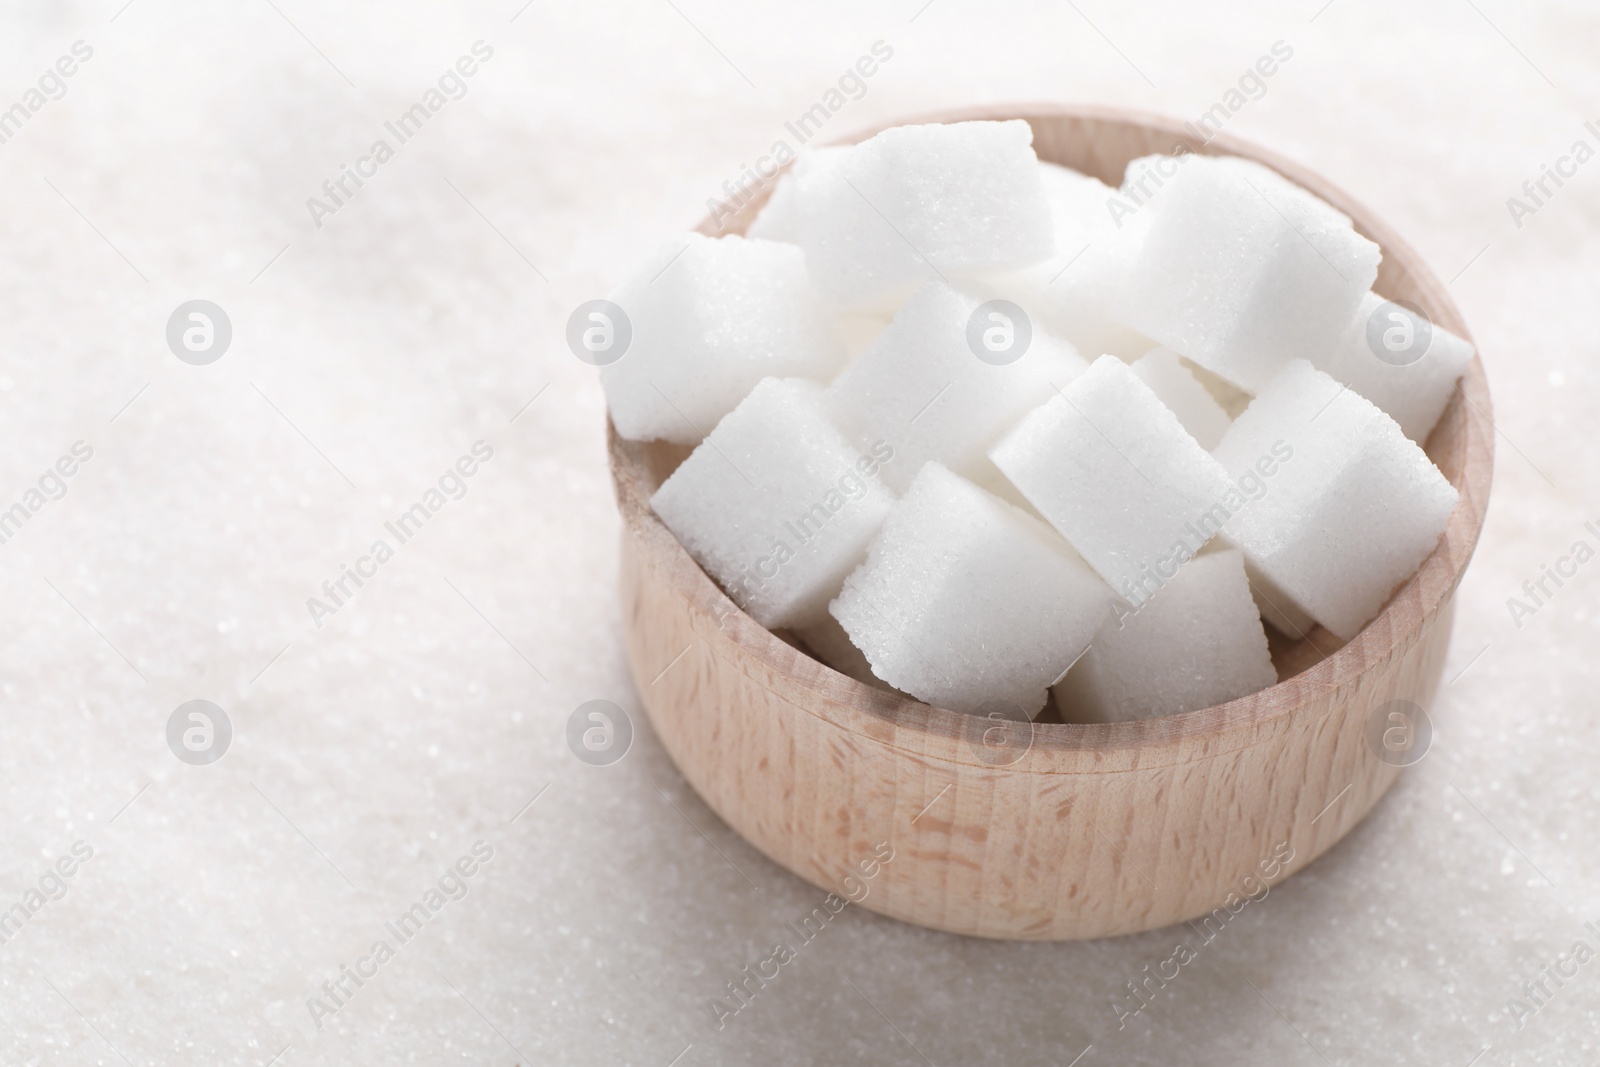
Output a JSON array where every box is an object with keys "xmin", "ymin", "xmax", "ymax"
[
  {"xmin": 778, "ymin": 120, "xmax": 1055, "ymax": 312},
  {"xmin": 831, "ymin": 463, "xmax": 1113, "ymax": 716},
  {"xmin": 1131, "ymin": 347, "xmax": 1233, "ymax": 451},
  {"xmin": 989, "ymin": 355, "xmax": 1235, "ymax": 602},
  {"xmin": 1107, "ymin": 153, "xmax": 1380, "ymax": 392},
  {"xmin": 825, "ymin": 280, "xmax": 1087, "ymax": 494},
  {"xmin": 746, "ymin": 147, "xmax": 845, "ymax": 244},
  {"xmin": 1054, "ymin": 548, "xmax": 1277, "ymax": 722},
  {"xmin": 1310, "ymin": 290, "xmax": 1475, "ymax": 443},
  {"xmin": 1118, "ymin": 153, "xmax": 1354, "ymax": 241},
  {"xmin": 1213, "ymin": 359, "xmax": 1458, "ymax": 640},
  {"xmin": 1205, "ymin": 155, "xmax": 1354, "ymax": 229},
  {"xmin": 601, "ymin": 233, "xmax": 847, "ymax": 443},
  {"xmin": 651, "ymin": 378, "xmax": 896, "ymax": 629},
  {"xmin": 987, "ymin": 161, "xmax": 1153, "ymax": 360}
]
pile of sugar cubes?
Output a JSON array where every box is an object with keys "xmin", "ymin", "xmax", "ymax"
[{"xmin": 602, "ymin": 120, "xmax": 1470, "ymax": 723}]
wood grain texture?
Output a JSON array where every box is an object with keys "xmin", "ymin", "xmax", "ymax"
[{"xmin": 608, "ymin": 105, "xmax": 1494, "ymax": 940}]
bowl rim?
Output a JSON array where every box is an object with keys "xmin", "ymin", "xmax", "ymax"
[{"xmin": 609, "ymin": 102, "xmax": 1494, "ymax": 767}]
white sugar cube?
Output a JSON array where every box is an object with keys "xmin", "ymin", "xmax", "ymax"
[
  {"xmin": 1214, "ymin": 359, "xmax": 1458, "ymax": 640},
  {"xmin": 601, "ymin": 233, "xmax": 847, "ymax": 443},
  {"xmin": 746, "ymin": 147, "xmax": 845, "ymax": 244},
  {"xmin": 1119, "ymin": 153, "xmax": 1354, "ymax": 243},
  {"xmin": 988, "ymin": 161, "xmax": 1152, "ymax": 360},
  {"xmin": 1054, "ymin": 548, "xmax": 1277, "ymax": 722},
  {"xmin": 1037, "ymin": 160, "xmax": 1113, "ymax": 241},
  {"xmin": 1205, "ymin": 155, "xmax": 1354, "ymax": 229},
  {"xmin": 825, "ymin": 280, "xmax": 1087, "ymax": 494},
  {"xmin": 1131, "ymin": 347, "xmax": 1233, "ymax": 450},
  {"xmin": 989, "ymin": 356, "xmax": 1235, "ymax": 603},
  {"xmin": 1108, "ymin": 153, "xmax": 1380, "ymax": 392},
  {"xmin": 780, "ymin": 120, "xmax": 1055, "ymax": 311},
  {"xmin": 651, "ymin": 378, "xmax": 896, "ymax": 629},
  {"xmin": 1311, "ymin": 290, "xmax": 1475, "ymax": 443},
  {"xmin": 831, "ymin": 464, "xmax": 1113, "ymax": 716}
]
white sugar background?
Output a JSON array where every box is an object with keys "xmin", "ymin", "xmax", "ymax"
[{"xmin": 0, "ymin": 0, "xmax": 1595, "ymax": 1063}]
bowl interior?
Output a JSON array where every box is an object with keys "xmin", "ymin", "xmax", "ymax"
[{"xmin": 616, "ymin": 104, "xmax": 1492, "ymax": 753}]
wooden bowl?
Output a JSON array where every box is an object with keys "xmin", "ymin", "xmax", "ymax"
[{"xmin": 608, "ymin": 104, "xmax": 1493, "ymax": 940}]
